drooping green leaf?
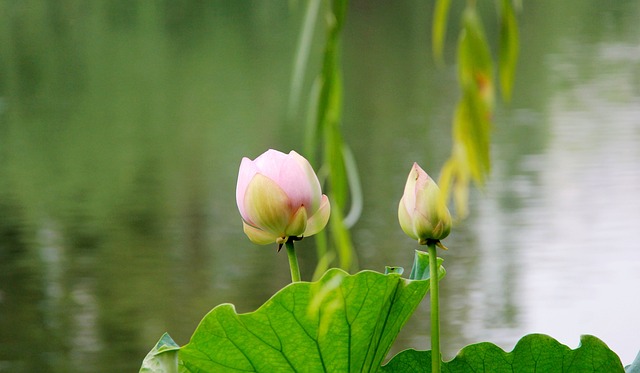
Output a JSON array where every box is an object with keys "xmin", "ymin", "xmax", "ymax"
[
  {"xmin": 341, "ymin": 143, "xmax": 363, "ymax": 229},
  {"xmin": 439, "ymin": 4, "xmax": 496, "ymax": 217},
  {"xmin": 381, "ymin": 334, "xmax": 625, "ymax": 373},
  {"xmin": 437, "ymin": 150, "xmax": 471, "ymax": 217},
  {"xmin": 452, "ymin": 98, "xmax": 490, "ymax": 185},
  {"xmin": 139, "ymin": 333, "xmax": 180, "ymax": 373},
  {"xmin": 177, "ymin": 253, "xmax": 444, "ymax": 372},
  {"xmin": 287, "ymin": 0, "xmax": 321, "ymax": 120},
  {"xmin": 498, "ymin": 0, "xmax": 519, "ymax": 101},
  {"xmin": 328, "ymin": 193, "xmax": 355, "ymax": 270},
  {"xmin": 457, "ymin": 6, "xmax": 494, "ymax": 185},
  {"xmin": 307, "ymin": 0, "xmax": 357, "ymax": 273},
  {"xmin": 325, "ymin": 100, "xmax": 348, "ymax": 208},
  {"xmin": 432, "ymin": 0, "xmax": 452, "ymax": 64},
  {"xmin": 458, "ymin": 7, "xmax": 494, "ymax": 91},
  {"xmin": 437, "ymin": 0, "xmax": 519, "ymax": 218}
]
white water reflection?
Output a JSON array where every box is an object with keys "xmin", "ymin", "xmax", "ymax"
[{"xmin": 473, "ymin": 39, "xmax": 640, "ymax": 363}]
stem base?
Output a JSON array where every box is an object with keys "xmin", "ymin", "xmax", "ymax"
[
  {"xmin": 428, "ymin": 243, "xmax": 441, "ymax": 373},
  {"xmin": 285, "ymin": 240, "xmax": 301, "ymax": 283}
]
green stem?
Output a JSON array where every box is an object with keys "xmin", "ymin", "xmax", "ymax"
[
  {"xmin": 285, "ymin": 240, "xmax": 301, "ymax": 282},
  {"xmin": 428, "ymin": 242, "xmax": 441, "ymax": 373}
]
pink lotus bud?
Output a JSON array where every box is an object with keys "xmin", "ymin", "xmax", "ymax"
[
  {"xmin": 236, "ymin": 149, "xmax": 331, "ymax": 245},
  {"xmin": 398, "ymin": 163, "xmax": 452, "ymax": 244}
]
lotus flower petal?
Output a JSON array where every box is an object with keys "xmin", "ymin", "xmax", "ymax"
[
  {"xmin": 304, "ymin": 195, "xmax": 330, "ymax": 237},
  {"xmin": 289, "ymin": 150, "xmax": 322, "ymax": 211},
  {"xmin": 243, "ymin": 222, "xmax": 278, "ymax": 245},
  {"xmin": 243, "ymin": 173, "xmax": 291, "ymax": 235},
  {"xmin": 253, "ymin": 149, "xmax": 316, "ymax": 211},
  {"xmin": 236, "ymin": 157, "xmax": 259, "ymax": 222},
  {"xmin": 398, "ymin": 196, "xmax": 418, "ymax": 240},
  {"xmin": 285, "ymin": 206, "xmax": 308, "ymax": 238},
  {"xmin": 401, "ymin": 163, "xmax": 421, "ymax": 211}
]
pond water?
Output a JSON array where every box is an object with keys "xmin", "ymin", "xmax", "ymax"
[{"xmin": 1, "ymin": 1, "xmax": 639, "ymax": 372}]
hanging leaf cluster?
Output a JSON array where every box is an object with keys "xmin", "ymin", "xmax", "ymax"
[{"xmin": 435, "ymin": 0, "xmax": 520, "ymax": 217}]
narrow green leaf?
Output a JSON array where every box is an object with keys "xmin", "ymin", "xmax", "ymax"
[
  {"xmin": 453, "ymin": 99, "xmax": 489, "ymax": 184},
  {"xmin": 432, "ymin": 0, "xmax": 452, "ymax": 64},
  {"xmin": 308, "ymin": 0, "xmax": 357, "ymax": 276},
  {"xmin": 325, "ymin": 96, "xmax": 348, "ymax": 207},
  {"xmin": 332, "ymin": 0, "xmax": 348, "ymax": 29},
  {"xmin": 287, "ymin": 0, "xmax": 321, "ymax": 120},
  {"xmin": 499, "ymin": 0, "xmax": 519, "ymax": 101},
  {"xmin": 139, "ymin": 333, "xmax": 180, "ymax": 373},
  {"xmin": 382, "ymin": 334, "xmax": 625, "ymax": 373},
  {"xmin": 311, "ymin": 229, "xmax": 334, "ymax": 281},
  {"xmin": 328, "ymin": 196, "xmax": 356, "ymax": 271},
  {"xmin": 457, "ymin": 7, "xmax": 494, "ymax": 89},
  {"xmin": 342, "ymin": 144, "xmax": 363, "ymax": 228},
  {"xmin": 303, "ymin": 77, "xmax": 322, "ymax": 163},
  {"xmin": 178, "ymin": 262, "xmax": 440, "ymax": 372}
]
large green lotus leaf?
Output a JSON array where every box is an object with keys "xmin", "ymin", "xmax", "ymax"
[
  {"xmin": 178, "ymin": 272, "xmax": 420, "ymax": 371},
  {"xmin": 138, "ymin": 250, "xmax": 442, "ymax": 373},
  {"xmin": 381, "ymin": 334, "xmax": 625, "ymax": 373},
  {"xmin": 173, "ymin": 250, "xmax": 443, "ymax": 372}
]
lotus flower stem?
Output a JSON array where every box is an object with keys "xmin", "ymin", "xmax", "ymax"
[
  {"xmin": 285, "ymin": 240, "xmax": 301, "ymax": 282},
  {"xmin": 428, "ymin": 241, "xmax": 441, "ymax": 373}
]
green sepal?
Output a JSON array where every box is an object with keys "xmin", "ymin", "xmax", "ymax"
[
  {"xmin": 385, "ymin": 266, "xmax": 405, "ymax": 275},
  {"xmin": 409, "ymin": 249, "xmax": 446, "ymax": 281},
  {"xmin": 139, "ymin": 333, "xmax": 180, "ymax": 373}
]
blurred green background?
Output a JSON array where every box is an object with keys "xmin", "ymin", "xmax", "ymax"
[{"xmin": 1, "ymin": 1, "xmax": 639, "ymax": 372}]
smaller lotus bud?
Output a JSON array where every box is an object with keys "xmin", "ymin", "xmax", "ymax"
[{"xmin": 398, "ymin": 163, "xmax": 452, "ymax": 244}]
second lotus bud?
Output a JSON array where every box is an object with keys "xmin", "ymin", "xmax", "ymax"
[{"xmin": 398, "ymin": 162, "xmax": 452, "ymax": 244}]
